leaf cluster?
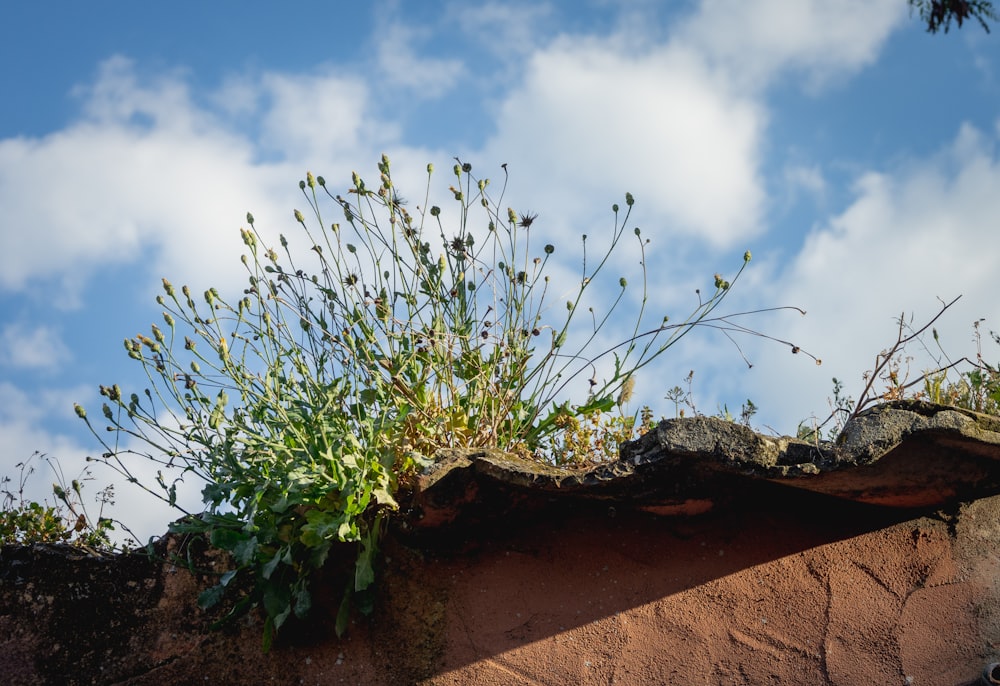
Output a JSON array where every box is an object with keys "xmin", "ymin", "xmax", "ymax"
[
  {"xmin": 0, "ymin": 452, "xmax": 117, "ymax": 550},
  {"xmin": 77, "ymin": 156, "xmax": 786, "ymax": 649}
]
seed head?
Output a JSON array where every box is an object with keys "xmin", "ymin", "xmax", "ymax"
[
  {"xmin": 518, "ymin": 212, "xmax": 537, "ymax": 228},
  {"xmin": 618, "ymin": 376, "xmax": 636, "ymax": 405}
]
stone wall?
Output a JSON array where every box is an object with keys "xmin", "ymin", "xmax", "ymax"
[{"xmin": 3, "ymin": 401, "xmax": 1000, "ymax": 685}]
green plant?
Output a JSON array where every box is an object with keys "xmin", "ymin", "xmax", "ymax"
[
  {"xmin": 922, "ymin": 318, "xmax": 1000, "ymax": 414},
  {"xmin": 799, "ymin": 297, "xmax": 1000, "ymax": 443},
  {"xmin": 77, "ymin": 156, "xmax": 806, "ymax": 649},
  {"xmin": 0, "ymin": 452, "xmax": 118, "ymax": 550}
]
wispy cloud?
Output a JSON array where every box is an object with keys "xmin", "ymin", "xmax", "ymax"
[
  {"xmin": 677, "ymin": 0, "xmax": 906, "ymax": 90},
  {"xmin": 0, "ymin": 323, "xmax": 71, "ymax": 371}
]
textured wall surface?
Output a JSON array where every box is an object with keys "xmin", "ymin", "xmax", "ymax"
[{"xmin": 3, "ymin": 402, "xmax": 1000, "ymax": 685}]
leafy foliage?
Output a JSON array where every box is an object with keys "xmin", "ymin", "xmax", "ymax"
[
  {"xmin": 0, "ymin": 452, "xmax": 118, "ymax": 549},
  {"xmin": 77, "ymin": 156, "xmax": 799, "ymax": 649}
]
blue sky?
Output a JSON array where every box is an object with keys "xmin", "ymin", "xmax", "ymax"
[{"xmin": 2, "ymin": 1, "xmax": 999, "ymax": 543}]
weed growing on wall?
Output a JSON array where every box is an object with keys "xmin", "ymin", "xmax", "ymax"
[
  {"xmin": 798, "ymin": 296, "xmax": 1000, "ymax": 442},
  {"xmin": 0, "ymin": 452, "xmax": 118, "ymax": 549},
  {"xmin": 76, "ymin": 156, "xmax": 806, "ymax": 648}
]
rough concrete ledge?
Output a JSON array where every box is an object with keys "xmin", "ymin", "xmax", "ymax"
[{"xmin": 409, "ymin": 400, "xmax": 1000, "ymax": 524}]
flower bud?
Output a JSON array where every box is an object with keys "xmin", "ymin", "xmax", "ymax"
[
  {"xmin": 306, "ymin": 171, "xmax": 316, "ymax": 188},
  {"xmin": 294, "ymin": 209, "xmax": 304, "ymax": 223},
  {"xmin": 246, "ymin": 212, "xmax": 254, "ymax": 225},
  {"xmin": 625, "ymin": 192, "xmax": 634, "ymax": 206},
  {"xmin": 162, "ymin": 278, "xmax": 175, "ymax": 296}
]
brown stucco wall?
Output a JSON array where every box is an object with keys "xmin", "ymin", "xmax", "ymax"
[{"xmin": 3, "ymin": 403, "xmax": 1000, "ymax": 685}]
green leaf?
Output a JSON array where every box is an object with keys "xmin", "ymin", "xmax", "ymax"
[
  {"xmin": 198, "ymin": 583, "xmax": 228, "ymax": 610},
  {"xmin": 233, "ymin": 536, "xmax": 258, "ymax": 566},
  {"xmin": 262, "ymin": 616, "xmax": 275, "ymax": 654},
  {"xmin": 263, "ymin": 582, "xmax": 292, "ymax": 629},
  {"xmin": 210, "ymin": 527, "xmax": 248, "ymax": 551},
  {"xmin": 293, "ymin": 581, "xmax": 312, "ymax": 619},
  {"xmin": 335, "ymin": 589, "xmax": 351, "ymax": 638},
  {"xmin": 261, "ymin": 550, "xmax": 283, "ymax": 580}
]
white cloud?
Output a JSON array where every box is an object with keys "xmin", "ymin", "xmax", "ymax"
[
  {"xmin": 479, "ymin": 38, "xmax": 767, "ymax": 249},
  {"xmin": 678, "ymin": 0, "xmax": 906, "ymax": 90},
  {"xmin": 717, "ymin": 122, "xmax": 1000, "ymax": 432},
  {"xmin": 785, "ymin": 164, "xmax": 827, "ymax": 198},
  {"xmin": 0, "ymin": 59, "xmax": 284, "ymax": 301},
  {"xmin": 0, "ymin": 323, "xmax": 71, "ymax": 371},
  {"xmin": 258, "ymin": 70, "xmax": 394, "ymax": 162},
  {"xmin": 452, "ymin": 2, "xmax": 556, "ymax": 61},
  {"xmin": 374, "ymin": 21, "xmax": 466, "ymax": 98},
  {"xmin": 0, "ymin": 57, "xmax": 396, "ymax": 308}
]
